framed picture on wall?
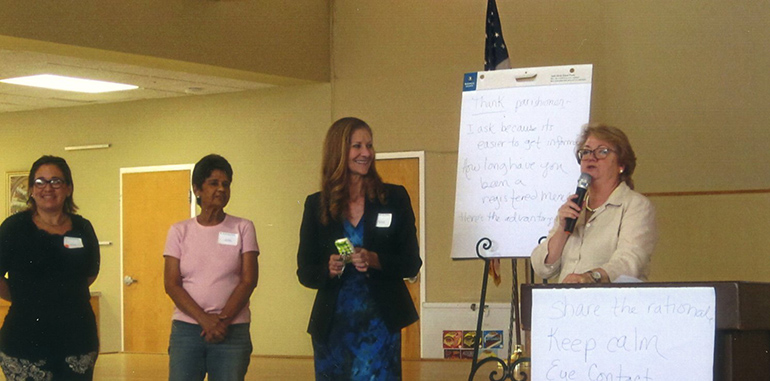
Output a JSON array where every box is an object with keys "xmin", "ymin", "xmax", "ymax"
[{"xmin": 7, "ymin": 172, "xmax": 29, "ymax": 217}]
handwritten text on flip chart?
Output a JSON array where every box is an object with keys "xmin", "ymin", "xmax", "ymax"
[
  {"xmin": 532, "ymin": 287, "xmax": 716, "ymax": 380},
  {"xmin": 452, "ymin": 81, "xmax": 591, "ymax": 258}
]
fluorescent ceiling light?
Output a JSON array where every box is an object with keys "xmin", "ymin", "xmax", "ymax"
[{"xmin": 0, "ymin": 74, "xmax": 139, "ymax": 93}]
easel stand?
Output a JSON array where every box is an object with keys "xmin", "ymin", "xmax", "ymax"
[{"xmin": 467, "ymin": 238, "xmax": 531, "ymax": 381}]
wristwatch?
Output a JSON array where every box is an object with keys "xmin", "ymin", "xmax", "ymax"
[{"xmin": 588, "ymin": 271, "xmax": 602, "ymax": 283}]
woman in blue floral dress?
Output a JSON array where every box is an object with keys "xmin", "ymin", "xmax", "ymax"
[{"xmin": 297, "ymin": 117, "xmax": 422, "ymax": 380}]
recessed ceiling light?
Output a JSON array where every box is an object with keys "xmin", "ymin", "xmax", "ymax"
[{"xmin": 0, "ymin": 74, "xmax": 139, "ymax": 93}]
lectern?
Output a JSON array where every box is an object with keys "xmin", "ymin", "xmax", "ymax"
[{"xmin": 520, "ymin": 281, "xmax": 770, "ymax": 380}]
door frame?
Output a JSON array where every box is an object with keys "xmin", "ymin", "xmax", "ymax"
[
  {"xmin": 375, "ymin": 151, "xmax": 426, "ymax": 357},
  {"xmin": 118, "ymin": 164, "xmax": 195, "ymax": 351}
]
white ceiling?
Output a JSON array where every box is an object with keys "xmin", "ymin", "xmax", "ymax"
[{"xmin": 0, "ymin": 49, "xmax": 275, "ymax": 113}]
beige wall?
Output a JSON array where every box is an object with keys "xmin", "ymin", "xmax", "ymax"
[
  {"xmin": 0, "ymin": 84, "xmax": 331, "ymax": 355},
  {"xmin": 330, "ymin": 0, "xmax": 770, "ymax": 301},
  {"xmin": 650, "ymin": 193, "xmax": 770, "ymax": 282},
  {"xmin": 0, "ymin": 0, "xmax": 331, "ymax": 82},
  {"xmin": 0, "ymin": 0, "xmax": 768, "ymax": 358}
]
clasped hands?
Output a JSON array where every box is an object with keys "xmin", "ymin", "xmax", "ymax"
[
  {"xmin": 328, "ymin": 247, "xmax": 379, "ymax": 278},
  {"xmin": 199, "ymin": 313, "xmax": 229, "ymax": 343}
]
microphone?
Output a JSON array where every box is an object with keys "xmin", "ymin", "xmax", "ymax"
[{"xmin": 564, "ymin": 173, "xmax": 592, "ymax": 234}]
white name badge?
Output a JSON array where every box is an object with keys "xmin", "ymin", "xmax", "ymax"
[
  {"xmin": 63, "ymin": 236, "xmax": 84, "ymax": 249},
  {"xmin": 218, "ymin": 232, "xmax": 239, "ymax": 246},
  {"xmin": 376, "ymin": 213, "xmax": 392, "ymax": 228}
]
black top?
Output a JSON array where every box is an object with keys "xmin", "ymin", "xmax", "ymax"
[
  {"xmin": 0, "ymin": 210, "xmax": 100, "ymax": 359},
  {"xmin": 297, "ymin": 184, "xmax": 422, "ymax": 341}
]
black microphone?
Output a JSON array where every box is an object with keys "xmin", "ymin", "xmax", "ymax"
[{"xmin": 564, "ymin": 173, "xmax": 592, "ymax": 234}]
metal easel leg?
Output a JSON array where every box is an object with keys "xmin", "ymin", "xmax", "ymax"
[{"xmin": 467, "ymin": 238, "xmax": 531, "ymax": 381}]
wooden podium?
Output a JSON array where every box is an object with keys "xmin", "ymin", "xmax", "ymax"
[{"xmin": 520, "ymin": 281, "xmax": 770, "ymax": 381}]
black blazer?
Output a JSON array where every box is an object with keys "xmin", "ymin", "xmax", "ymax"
[{"xmin": 297, "ymin": 183, "xmax": 421, "ymax": 341}]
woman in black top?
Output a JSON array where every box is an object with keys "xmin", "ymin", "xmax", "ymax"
[
  {"xmin": 297, "ymin": 117, "xmax": 421, "ymax": 380},
  {"xmin": 0, "ymin": 156, "xmax": 100, "ymax": 380}
]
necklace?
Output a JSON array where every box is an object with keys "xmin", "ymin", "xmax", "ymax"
[{"xmin": 584, "ymin": 194, "xmax": 597, "ymax": 212}]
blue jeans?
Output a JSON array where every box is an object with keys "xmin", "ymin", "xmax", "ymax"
[{"xmin": 168, "ymin": 320, "xmax": 252, "ymax": 381}]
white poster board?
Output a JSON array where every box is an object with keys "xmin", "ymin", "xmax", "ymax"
[
  {"xmin": 451, "ymin": 65, "xmax": 592, "ymax": 259},
  {"xmin": 531, "ymin": 287, "xmax": 716, "ymax": 380}
]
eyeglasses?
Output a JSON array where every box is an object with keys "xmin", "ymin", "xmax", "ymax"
[
  {"xmin": 577, "ymin": 147, "xmax": 615, "ymax": 161},
  {"xmin": 34, "ymin": 178, "xmax": 66, "ymax": 189}
]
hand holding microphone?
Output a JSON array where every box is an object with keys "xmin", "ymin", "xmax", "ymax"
[{"xmin": 563, "ymin": 173, "xmax": 592, "ymax": 234}]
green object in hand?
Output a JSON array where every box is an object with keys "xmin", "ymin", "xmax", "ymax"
[{"xmin": 335, "ymin": 238, "xmax": 354, "ymax": 263}]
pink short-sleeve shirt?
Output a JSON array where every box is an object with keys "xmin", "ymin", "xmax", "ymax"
[{"xmin": 164, "ymin": 214, "xmax": 259, "ymax": 324}]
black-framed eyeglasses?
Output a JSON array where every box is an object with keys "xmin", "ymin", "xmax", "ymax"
[
  {"xmin": 33, "ymin": 178, "xmax": 66, "ymax": 189},
  {"xmin": 577, "ymin": 147, "xmax": 615, "ymax": 161}
]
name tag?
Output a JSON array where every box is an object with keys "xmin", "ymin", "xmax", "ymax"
[
  {"xmin": 376, "ymin": 213, "xmax": 392, "ymax": 228},
  {"xmin": 218, "ymin": 232, "xmax": 239, "ymax": 246},
  {"xmin": 63, "ymin": 236, "xmax": 84, "ymax": 249}
]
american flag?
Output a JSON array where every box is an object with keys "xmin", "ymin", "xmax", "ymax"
[{"xmin": 484, "ymin": 0, "xmax": 510, "ymax": 71}]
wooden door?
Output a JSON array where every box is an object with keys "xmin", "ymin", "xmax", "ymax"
[
  {"xmin": 122, "ymin": 169, "xmax": 192, "ymax": 353},
  {"xmin": 375, "ymin": 157, "xmax": 422, "ymax": 360}
]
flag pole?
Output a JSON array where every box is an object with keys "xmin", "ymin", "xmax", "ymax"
[{"xmin": 467, "ymin": 1, "xmax": 531, "ymax": 380}]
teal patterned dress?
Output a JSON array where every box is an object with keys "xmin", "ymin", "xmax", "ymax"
[{"xmin": 312, "ymin": 220, "xmax": 402, "ymax": 380}]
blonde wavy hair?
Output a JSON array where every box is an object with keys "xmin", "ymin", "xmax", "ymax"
[
  {"xmin": 576, "ymin": 123, "xmax": 637, "ymax": 189},
  {"xmin": 320, "ymin": 117, "xmax": 386, "ymax": 225}
]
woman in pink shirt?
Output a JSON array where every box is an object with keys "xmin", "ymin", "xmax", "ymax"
[{"xmin": 163, "ymin": 154, "xmax": 259, "ymax": 381}]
